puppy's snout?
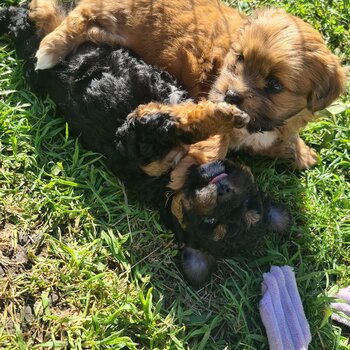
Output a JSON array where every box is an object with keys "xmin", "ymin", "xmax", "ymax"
[
  {"xmin": 217, "ymin": 179, "xmax": 233, "ymax": 202},
  {"xmin": 224, "ymin": 90, "xmax": 243, "ymax": 105}
]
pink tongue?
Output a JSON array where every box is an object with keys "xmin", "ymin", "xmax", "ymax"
[{"xmin": 209, "ymin": 173, "xmax": 228, "ymax": 184}]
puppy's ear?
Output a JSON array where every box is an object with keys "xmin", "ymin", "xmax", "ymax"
[
  {"xmin": 180, "ymin": 246, "xmax": 216, "ymax": 288},
  {"xmin": 267, "ymin": 203, "xmax": 290, "ymax": 234},
  {"xmin": 307, "ymin": 57, "xmax": 347, "ymax": 112}
]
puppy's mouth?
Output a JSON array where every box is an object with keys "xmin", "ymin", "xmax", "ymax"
[
  {"xmin": 197, "ymin": 161, "xmax": 228, "ymax": 186},
  {"xmin": 208, "ymin": 89, "xmax": 287, "ymax": 133},
  {"xmin": 246, "ymin": 115, "xmax": 286, "ymax": 133},
  {"xmin": 246, "ymin": 105, "xmax": 308, "ymax": 133},
  {"xmin": 209, "ymin": 173, "xmax": 228, "ymax": 184}
]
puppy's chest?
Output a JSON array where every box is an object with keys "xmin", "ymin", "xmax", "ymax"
[{"xmin": 229, "ymin": 129, "xmax": 278, "ymax": 151}]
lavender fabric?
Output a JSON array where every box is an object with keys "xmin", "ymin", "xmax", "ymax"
[
  {"xmin": 259, "ymin": 266, "xmax": 312, "ymax": 350},
  {"xmin": 331, "ymin": 286, "xmax": 350, "ymax": 327}
]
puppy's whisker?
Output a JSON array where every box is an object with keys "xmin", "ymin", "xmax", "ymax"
[{"xmin": 164, "ymin": 191, "xmax": 175, "ymax": 206}]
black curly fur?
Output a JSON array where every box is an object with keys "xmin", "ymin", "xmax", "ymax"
[
  {"xmin": 0, "ymin": 5, "xmax": 290, "ymax": 287},
  {"xmin": 1, "ymin": 5, "xmax": 192, "ymax": 203}
]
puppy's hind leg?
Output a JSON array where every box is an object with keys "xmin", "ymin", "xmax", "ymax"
[{"xmin": 31, "ymin": 1, "xmax": 124, "ymax": 69}]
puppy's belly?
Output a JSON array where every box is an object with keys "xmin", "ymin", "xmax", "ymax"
[{"xmin": 229, "ymin": 129, "xmax": 278, "ymax": 151}]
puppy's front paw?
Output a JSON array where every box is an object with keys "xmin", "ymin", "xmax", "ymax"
[
  {"xmin": 215, "ymin": 102, "xmax": 250, "ymax": 129},
  {"xmin": 295, "ymin": 145, "xmax": 318, "ymax": 170}
]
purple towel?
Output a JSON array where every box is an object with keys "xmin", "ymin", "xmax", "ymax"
[
  {"xmin": 259, "ymin": 266, "xmax": 312, "ymax": 350},
  {"xmin": 331, "ymin": 286, "xmax": 350, "ymax": 327}
]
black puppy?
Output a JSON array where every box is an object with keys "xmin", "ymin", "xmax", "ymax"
[{"xmin": 0, "ymin": 4, "xmax": 289, "ymax": 287}]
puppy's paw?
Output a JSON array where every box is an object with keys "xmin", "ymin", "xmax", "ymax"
[
  {"xmin": 215, "ymin": 102, "xmax": 250, "ymax": 129},
  {"xmin": 35, "ymin": 47, "xmax": 60, "ymax": 70},
  {"xmin": 295, "ymin": 145, "xmax": 318, "ymax": 170}
]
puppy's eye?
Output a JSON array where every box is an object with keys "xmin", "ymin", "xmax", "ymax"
[
  {"xmin": 265, "ymin": 77, "xmax": 283, "ymax": 94},
  {"xmin": 237, "ymin": 54, "xmax": 244, "ymax": 62}
]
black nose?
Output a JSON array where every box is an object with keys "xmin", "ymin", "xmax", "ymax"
[
  {"xmin": 224, "ymin": 90, "xmax": 243, "ymax": 105},
  {"xmin": 217, "ymin": 179, "xmax": 233, "ymax": 202}
]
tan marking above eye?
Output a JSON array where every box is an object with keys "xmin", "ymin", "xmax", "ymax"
[
  {"xmin": 245, "ymin": 210, "xmax": 261, "ymax": 228},
  {"xmin": 193, "ymin": 185, "xmax": 218, "ymax": 216},
  {"xmin": 170, "ymin": 192, "xmax": 191, "ymax": 230},
  {"xmin": 213, "ymin": 224, "xmax": 227, "ymax": 241}
]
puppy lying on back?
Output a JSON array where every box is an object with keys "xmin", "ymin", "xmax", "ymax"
[
  {"xmin": 0, "ymin": 4, "xmax": 289, "ymax": 287},
  {"xmin": 30, "ymin": 0, "xmax": 347, "ymax": 170}
]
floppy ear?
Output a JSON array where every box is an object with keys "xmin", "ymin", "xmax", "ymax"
[
  {"xmin": 307, "ymin": 59, "xmax": 347, "ymax": 113},
  {"xmin": 180, "ymin": 246, "xmax": 216, "ymax": 288},
  {"xmin": 266, "ymin": 203, "xmax": 290, "ymax": 234}
]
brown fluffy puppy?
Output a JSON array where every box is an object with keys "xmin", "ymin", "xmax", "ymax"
[{"xmin": 30, "ymin": 0, "xmax": 347, "ymax": 169}]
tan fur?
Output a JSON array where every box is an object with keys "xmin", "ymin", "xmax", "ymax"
[
  {"xmin": 170, "ymin": 178, "xmax": 219, "ymax": 229},
  {"xmin": 29, "ymin": 0, "xmax": 68, "ymax": 34},
  {"xmin": 141, "ymin": 147, "xmax": 189, "ymax": 177},
  {"xmin": 132, "ymin": 101, "xmax": 249, "ymax": 141},
  {"xmin": 245, "ymin": 210, "xmax": 261, "ymax": 229},
  {"xmin": 30, "ymin": 0, "xmax": 346, "ymax": 169},
  {"xmin": 168, "ymin": 154, "xmax": 205, "ymax": 192},
  {"xmin": 134, "ymin": 101, "xmax": 246, "ymax": 179},
  {"xmin": 170, "ymin": 192, "xmax": 189, "ymax": 230},
  {"xmin": 168, "ymin": 135, "xmax": 231, "ymax": 191},
  {"xmin": 227, "ymin": 108, "xmax": 317, "ymax": 166},
  {"xmin": 213, "ymin": 224, "xmax": 227, "ymax": 241}
]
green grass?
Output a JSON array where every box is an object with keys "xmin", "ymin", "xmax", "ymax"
[{"xmin": 0, "ymin": 0, "xmax": 349, "ymax": 348}]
